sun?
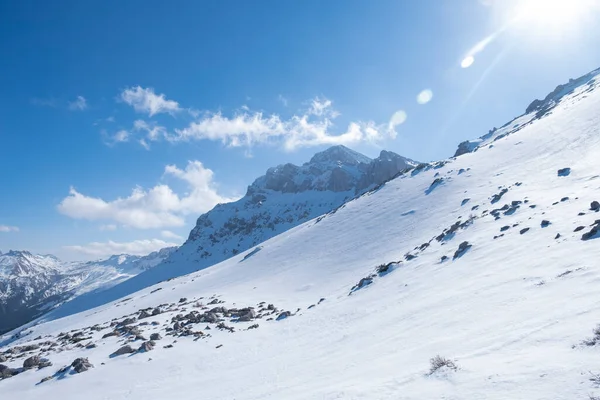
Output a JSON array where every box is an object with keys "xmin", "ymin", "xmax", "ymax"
[{"xmin": 514, "ymin": 0, "xmax": 593, "ymax": 29}]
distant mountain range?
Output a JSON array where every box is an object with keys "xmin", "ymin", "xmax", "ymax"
[{"xmin": 0, "ymin": 248, "xmax": 176, "ymax": 334}]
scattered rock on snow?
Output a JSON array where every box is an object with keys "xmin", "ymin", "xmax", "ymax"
[
  {"xmin": 520, "ymin": 228, "xmax": 530, "ymax": 234},
  {"xmin": 276, "ymin": 311, "xmax": 292, "ymax": 321},
  {"xmin": 591, "ymin": 201, "xmax": 600, "ymax": 211},
  {"xmin": 453, "ymin": 241, "xmax": 472, "ymax": 259},
  {"xmin": 138, "ymin": 341, "xmax": 155, "ymax": 353},
  {"xmin": 23, "ymin": 355, "xmax": 40, "ymax": 369},
  {"xmin": 557, "ymin": 167, "xmax": 571, "ymax": 177},
  {"xmin": 111, "ymin": 345, "xmax": 136, "ymax": 357},
  {"xmin": 150, "ymin": 333, "xmax": 162, "ymax": 341},
  {"xmin": 541, "ymin": 220, "xmax": 551, "ymax": 228},
  {"xmin": 71, "ymin": 358, "xmax": 93, "ymax": 373}
]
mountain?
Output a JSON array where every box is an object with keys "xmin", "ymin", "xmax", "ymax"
[
  {"xmin": 0, "ymin": 248, "xmax": 176, "ymax": 334},
  {"xmin": 2, "ymin": 68, "xmax": 600, "ymax": 399},
  {"xmin": 42, "ymin": 146, "xmax": 418, "ymax": 320}
]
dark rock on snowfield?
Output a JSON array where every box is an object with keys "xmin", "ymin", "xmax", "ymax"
[
  {"xmin": 520, "ymin": 228, "xmax": 530, "ymax": 234},
  {"xmin": 102, "ymin": 331, "xmax": 118, "ymax": 339},
  {"xmin": 150, "ymin": 333, "xmax": 162, "ymax": 341},
  {"xmin": 501, "ymin": 226, "xmax": 510, "ymax": 232},
  {"xmin": 71, "ymin": 358, "xmax": 93, "ymax": 373},
  {"xmin": 276, "ymin": 311, "xmax": 292, "ymax": 321},
  {"xmin": 591, "ymin": 201, "xmax": 600, "ymax": 211},
  {"xmin": 574, "ymin": 226, "xmax": 585, "ymax": 232},
  {"xmin": 138, "ymin": 341, "xmax": 155, "ymax": 352},
  {"xmin": 39, "ymin": 376, "xmax": 53, "ymax": 384},
  {"xmin": 111, "ymin": 345, "xmax": 136, "ymax": 357},
  {"xmin": 453, "ymin": 241, "xmax": 472, "ymax": 259},
  {"xmin": 582, "ymin": 226, "xmax": 599, "ymax": 241},
  {"xmin": 23, "ymin": 355, "xmax": 41, "ymax": 369},
  {"xmin": 557, "ymin": 168, "xmax": 571, "ymax": 177},
  {"xmin": 541, "ymin": 220, "xmax": 551, "ymax": 228}
]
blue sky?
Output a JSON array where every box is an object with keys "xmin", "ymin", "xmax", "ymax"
[{"xmin": 1, "ymin": 0, "xmax": 599, "ymax": 260}]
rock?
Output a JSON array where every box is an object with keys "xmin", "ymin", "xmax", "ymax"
[
  {"xmin": 441, "ymin": 255, "xmax": 448, "ymax": 262},
  {"xmin": 591, "ymin": 201, "xmax": 600, "ymax": 211},
  {"xmin": 150, "ymin": 333, "xmax": 162, "ymax": 341},
  {"xmin": 23, "ymin": 355, "xmax": 41, "ymax": 369},
  {"xmin": 582, "ymin": 226, "xmax": 599, "ymax": 241},
  {"xmin": 208, "ymin": 299, "xmax": 220, "ymax": 305},
  {"xmin": 210, "ymin": 306, "xmax": 228, "ymax": 314},
  {"xmin": 574, "ymin": 226, "xmax": 585, "ymax": 232},
  {"xmin": 201, "ymin": 312, "xmax": 219, "ymax": 323},
  {"xmin": 38, "ymin": 358, "xmax": 52, "ymax": 369},
  {"xmin": 541, "ymin": 220, "xmax": 551, "ymax": 228},
  {"xmin": 86, "ymin": 343, "xmax": 97, "ymax": 349},
  {"xmin": 71, "ymin": 357, "xmax": 93, "ymax": 373},
  {"xmin": 500, "ymin": 226, "xmax": 510, "ymax": 232},
  {"xmin": 39, "ymin": 376, "xmax": 53, "ymax": 384},
  {"xmin": 111, "ymin": 345, "xmax": 135, "ymax": 357},
  {"xmin": 102, "ymin": 331, "xmax": 119, "ymax": 339},
  {"xmin": 152, "ymin": 308, "xmax": 161, "ymax": 316},
  {"xmin": 276, "ymin": 311, "xmax": 292, "ymax": 321},
  {"xmin": 555, "ymin": 233, "xmax": 561, "ymax": 239},
  {"xmin": 453, "ymin": 241, "xmax": 472, "ymax": 259},
  {"xmin": 238, "ymin": 308, "xmax": 256, "ymax": 322},
  {"xmin": 0, "ymin": 355, "xmax": 6, "ymax": 362},
  {"xmin": 139, "ymin": 310, "xmax": 151, "ymax": 319},
  {"xmin": 118, "ymin": 317, "xmax": 137, "ymax": 326},
  {"xmin": 267, "ymin": 304, "xmax": 275, "ymax": 310},
  {"xmin": 520, "ymin": 228, "xmax": 530, "ymax": 234},
  {"xmin": 557, "ymin": 168, "xmax": 571, "ymax": 177},
  {"xmin": 138, "ymin": 341, "xmax": 155, "ymax": 352},
  {"xmin": 561, "ymin": 197, "xmax": 569, "ymax": 202},
  {"xmin": 179, "ymin": 298, "xmax": 187, "ymax": 303}
]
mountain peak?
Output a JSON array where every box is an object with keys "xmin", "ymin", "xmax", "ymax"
[{"xmin": 308, "ymin": 145, "xmax": 372, "ymax": 166}]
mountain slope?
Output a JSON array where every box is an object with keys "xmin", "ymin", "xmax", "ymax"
[
  {"xmin": 2, "ymin": 69, "xmax": 600, "ymax": 399},
  {"xmin": 0, "ymin": 248, "xmax": 176, "ymax": 334},
  {"xmin": 44, "ymin": 146, "xmax": 417, "ymax": 320}
]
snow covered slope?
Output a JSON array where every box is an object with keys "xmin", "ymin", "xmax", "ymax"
[
  {"xmin": 2, "ymin": 68, "xmax": 600, "ymax": 399},
  {"xmin": 45, "ymin": 146, "xmax": 417, "ymax": 320},
  {"xmin": 0, "ymin": 248, "xmax": 175, "ymax": 334}
]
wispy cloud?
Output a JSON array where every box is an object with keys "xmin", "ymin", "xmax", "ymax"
[
  {"xmin": 65, "ymin": 238, "xmax": 177, "ymax": 257},
  {"xmin": 30, "ymin": 97, "xmax": 58, "ymax": 108},
  {"xmin": 68, "ymin": 95, "xmax": 88, "ymax": 111},
  {"xmin": 120, "ymin": 86, "xmax": 181, "ymax": 116},
  {"xmin": 277, "ymin": 94, "xmax": 289, "ymax": 107},
  {"xmin": 57, "ymin": 161, "xmax": 234, "ymax": 229},
  {"xmin": 161, "ymin": 230, "xmax": 184, "ymax": 241},
  {"xmin": 99, "ymin": 224, "xmax": 117, "ymax": 231},
  {"xmin": 0, "ymin": 225, "xmax": 19, "ymax": 233}
]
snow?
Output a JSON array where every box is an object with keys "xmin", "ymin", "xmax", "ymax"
[{"xmin": 2, "ymin": 71, "xmax": 600, "ymax": 399}]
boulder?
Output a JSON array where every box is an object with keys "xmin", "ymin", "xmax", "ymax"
[
  {"xmin": 238, "ymin": 308, "xmax": 256, "ymax": 322},
  {"xmin": 591, "ymin": 201, "xmax": 600, "ymax": 211},
  {"xmin": 111, "ymin": 345, "xmax": 135, "ymax": 357},
  {"xmin": 71, "ymin": 357, "xmax": 93, "ymax": 373},
  {"xmin": 150, "ymin": 333, "xmax": 162, "ymax": 341},
  {"xmin": 276, "ymin": 311, "xmax": 292, "ymax": 321},
  {"xmin": 23, "ymin": 355, "xmax": 41, "ymax": 369},
  {"xmin": 138, "ymin": 341, "xmax": 155, "ymax": 352}
]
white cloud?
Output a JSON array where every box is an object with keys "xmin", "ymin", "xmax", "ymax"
[
  {"xmin": 99, "ymin": 224, "xmax": 117, "ymax": 231},
  {"xmin": 0, "ymin": 225, "xmax": 19, "ymax": 233},
  {"xmin": 65, "ymin": 239, "xmax": 177, "ymax": 257},
  {"xmin": 133, "ymin": 120, "xmax": 166, "ymax": 141},
  {"xmin": 166, "ymin": 97, "xmax": 392, "ymax": 151},
  {"xmin": 113, "ymin": 129, "xmax": 130, "ymax": 143},
  {"xmin": 121, "ymin": 86, "xmax": 181, "ymax": 116},
  {"xmin": 416, "ymin": 89, "xmax": 433, "ymax": 105},
  {"xmin": 161, "ymin": 230, "xmax": 184, "ymax": 241},
  {"xmin": 388, "ymin": 110, "xmax": 407, "ymax": 134},
  {"xmin": 68, "ymin": 96, "xmax": 88, "ymax": 111},
  {"xmin": 57, "ymin": 160, "xmax": 233, "ymax": 229}
]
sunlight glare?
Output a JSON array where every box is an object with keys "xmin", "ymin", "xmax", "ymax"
[
  {"xmin": 461, "ymin": 56, "xmax": 475, "ymax": 68},
  {"xmin": 514, "ymin": 0, "xmax": 591, "ymax": 29}
]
